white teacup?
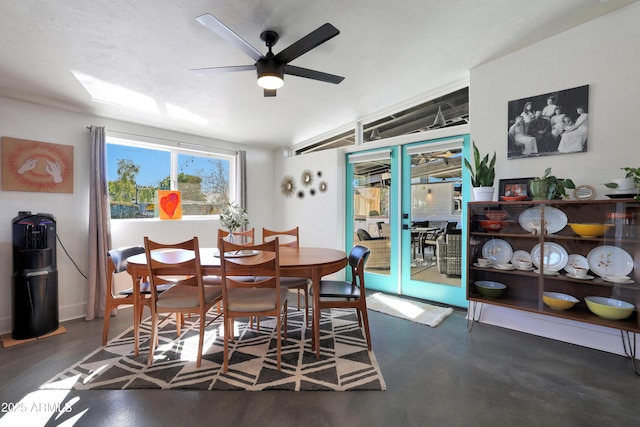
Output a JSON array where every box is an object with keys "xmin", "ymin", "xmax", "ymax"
[
  {"xmin": 477, "ymin": 258, "xmax": 491, "ymax": 267},
  {"xmin": 543, "ymin": 267, "xmax": 559, "ymax": 275},
  {"xmin": 572, "ymin": 266, "xmax": 588, "ymax": 278},
  {"xmin": 515, "ymin": 259, "xmax": 533, "ymax": 270},
  {"xmin": 495, "ymin": 263, "xmax": 513, "ymax": 270}
]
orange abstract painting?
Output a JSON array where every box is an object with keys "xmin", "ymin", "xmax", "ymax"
[
  {"xmin": 158, "ymin": 190, "xmax": 182, "ymax": 220},
  {"xmin": 2, "ymin": 137, "xmax": 74, "ymax": 193}
]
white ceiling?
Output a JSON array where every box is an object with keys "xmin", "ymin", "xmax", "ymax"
[{"xmin": 0, "ymin": 0, "xmax": 635, "ymax": 148}]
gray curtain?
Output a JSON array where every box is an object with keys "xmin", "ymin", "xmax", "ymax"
[
  {"xmin": 86, "ymin": 126, "xmax": 112, "ymax": 320},
  {"xmin": 236, "ymin": 150, "xmax": 247, "ymax": 210}
]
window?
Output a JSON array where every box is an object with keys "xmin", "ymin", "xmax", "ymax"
[
  {"xmin": 295, "ymin": 87, "xmax": 468, "ymax": 155},
  {"xmin": 106, "ymin": 136, "xmax": 235, "ymax": 219}
]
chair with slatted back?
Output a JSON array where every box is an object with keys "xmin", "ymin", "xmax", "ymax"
[
  {"xmin": 102, "ymin": 246, "xmax": 175, "ymax": 346},
  {"xmin": 219, "ymin": 237, "xmax": 288, "ymax": 372},
  {"xmin": 262, "ymin": 227, "xmax": 312, "ymax": 326},
  {"xmin": 218, "ymin": 228, "xmax": 255, "ymax": 245},
  {"xmin": 313, "ymin": 245, "xmax": 373, "ymax": 350},
  {"xmin": 144, "ymin": 236, "xmax": 222, "ymax": 368}
]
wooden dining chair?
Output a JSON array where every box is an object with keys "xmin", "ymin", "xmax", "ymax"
[
  {"xmin": 218, "ymin": 228, "xmax": 255, "ymax": 245},
  {"xmin": 102, "ymin": 246, "xmax": 176, "ymax": 346},
  {"xmin": 314, "ymin": 245, "xmax": 373, "ymax": 350},
  {"xmin": 262, "ymin": 227, "xmax": 312, "ymax": 326},
  {"xmin": 144, "ymin": 236, "xmax": 222, "ymax": 368},
  {"xmin": 219, "ymin": 237, "xmax": 288, "ymax": 372}
]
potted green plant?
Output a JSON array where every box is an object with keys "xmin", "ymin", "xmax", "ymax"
[
  {"xmin": 464, "ymin": 141, "xmax": 496, "ymax": 201},
  {"xmin": 530, "ymin": 168, "xmax": 575, "ymax": 200},
  {"xmin": 604, "ymin": 167, "xmax": 640, "ymax": 200},
  {"xmin": 219, "ymin": 202, "xmax": 249, "ymax": 240}
]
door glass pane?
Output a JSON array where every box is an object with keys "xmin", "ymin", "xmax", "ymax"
[
  {"xmin": 409, "ymin": 148, "xmax": 462, "ymax": 287},
  {"xmin": 353, "ymin": 158, "xmax": 391, "ymax": 275}
]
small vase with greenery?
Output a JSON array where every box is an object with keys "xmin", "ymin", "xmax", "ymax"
[
  {"xmin": 604, "ymin": 167, "xmax": 640, "ymax": 200},
  {"xmin": 530, "ymin": 168, "xmax": 575, "ymax": 200},
  {"xmin": 219, "ymin": 202, "xmax": 249, "ymax": 240},
  {"xmin": 464, "ymin": 141, "xmax": 496, "ymax": 201}
]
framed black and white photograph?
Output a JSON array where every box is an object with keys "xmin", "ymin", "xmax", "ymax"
[
  {"xmin": 507, "ymin": 85, "xmax": 589, "ymax": 159},
  {"xmin": 498, "ymin": 178, "xmax": 533, "ymax": 200}
]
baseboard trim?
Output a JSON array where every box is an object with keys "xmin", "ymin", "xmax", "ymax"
[
  {"xmin": 470, "ymin": 303, "xmax": 639, "ymax": 359},
  {"xmin": 0, "ymin": 303, "xmax": 86, "ymax": 336}
]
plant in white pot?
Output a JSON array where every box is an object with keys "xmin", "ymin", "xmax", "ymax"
[
  {"xmin": 464, "ymin": 141, "xmax": 496, "ymax": 201},
  {"xmin": 604, "ymin": 167, "xmax": 640, "ymax": 200}
]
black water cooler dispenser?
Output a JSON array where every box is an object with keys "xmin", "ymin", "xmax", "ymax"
[{"xmin": 12, "ymin": 211, "xmax": 59, "ymax": 339}]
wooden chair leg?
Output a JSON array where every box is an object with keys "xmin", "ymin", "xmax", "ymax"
[
  {"xmin": 304, "ymin": 287, "xmax": 310, "ymax": 327},
  {"xmin": 148, "ymin": 313, "xmax": 158, "ymax": 365},
  {"xmin": 223, "ymin": 314, "xmax": 230, "ymax": 373},
  {"xmin": 196, "ymin": 312, "xmax": 205, "ymax": 368},
  {"xmin": 102, "ymin": 305, "xmax": 112, "ymax": 346},
  {"xmin": 359, "ymin": 307, "xmax": 372, "ymax": 351}
]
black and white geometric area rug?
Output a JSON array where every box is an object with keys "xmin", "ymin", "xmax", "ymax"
[{"xmin": 41, "ymin": 308, "xmax": 386, "ymax": 391}]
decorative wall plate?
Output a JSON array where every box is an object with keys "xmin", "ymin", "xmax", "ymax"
[
  {"xmin": 280, "ymin": 175, "xmax": 296, "ymax": 197},
  {"xmin": 573, "ymin": 184, "xmax": 595, "ymax": 200},
  {"xmin": 302, "ymin": 170, "xmax": 313, "ymax": 187}
]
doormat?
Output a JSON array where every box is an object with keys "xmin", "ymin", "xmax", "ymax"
[
  {"xmin": 367, "ymin": 292, "xmax": 453, "ymax": 327},
  {"xmin": 41, "ymin": 309, "xmax": 385, "ymax": 391}
]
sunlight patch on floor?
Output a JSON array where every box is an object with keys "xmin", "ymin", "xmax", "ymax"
[{"xmin": 371, "ymin": 293, "xmax": 424, "ymax": 319}]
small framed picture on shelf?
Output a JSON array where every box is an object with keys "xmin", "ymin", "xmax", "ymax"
[{"xmin": 498, "ymin": 178, "xmax": 533, "ymax": 201}]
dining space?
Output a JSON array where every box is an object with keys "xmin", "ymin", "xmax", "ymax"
[{"xmin": 102, "ymin": 226, "xmax": 375, "ymax": 375}]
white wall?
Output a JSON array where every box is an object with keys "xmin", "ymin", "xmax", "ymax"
[
  {"xmin": 469, "ymin": 3, "xmax": 640, "ymax": 356},
  {"xmin": 0, "ymin": 96, "xmax": 274, "ymax": 334},
  {"xmin": 470, "ymin": 3, "xmax": 640, "ymax": 193},
  {"xmin": 273, "ymin": 148, "xmax": 344, "ymax": 251}
]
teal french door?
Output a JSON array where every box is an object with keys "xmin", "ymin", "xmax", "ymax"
[
  {"xmin": 346, "ymin": 134, "xmax": 470, "ymax": 308},
  {"xmin": 346, "ymin": 147, "xmax": 400, "ymax": 293},
  {"xmin": 399, "ymin": 135, "xmax": 470, "ymax": 307}
]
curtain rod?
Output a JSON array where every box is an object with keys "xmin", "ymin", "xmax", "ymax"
[{"xmin": 86, "ymin": 127, "xmax": 237, "ymax": 155}]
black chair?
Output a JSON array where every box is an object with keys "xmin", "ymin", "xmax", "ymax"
[
  {"xmin": 314, "ymin": 245, "xmax": 373, "ymax": 350},
  {"xmin": 102, "ymin": 246, "xmax": 174, "ymax": 345}
]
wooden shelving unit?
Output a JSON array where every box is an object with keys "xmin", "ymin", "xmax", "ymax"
[{"xmin": 466, "ymin": 198, "xmax": 640, "ymax": 373}]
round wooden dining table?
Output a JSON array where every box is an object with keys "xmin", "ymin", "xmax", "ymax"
[{"xmin": 126, "ymin": 246, "xmax": 348, "ymax": 359}]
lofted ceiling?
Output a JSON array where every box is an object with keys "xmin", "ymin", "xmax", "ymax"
[{"xmin": 0, "ymin": 0, "xmax": 636, "ymax": 149}]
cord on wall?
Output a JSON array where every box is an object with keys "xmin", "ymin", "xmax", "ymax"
[{"xmin": 56, "ymin": 234, "xmax": 88, "ymax": 279}]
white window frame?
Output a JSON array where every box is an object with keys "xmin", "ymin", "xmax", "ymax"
[{"xmin": 106, "ymin": 135, "xmax": 237, "ymax": 220}]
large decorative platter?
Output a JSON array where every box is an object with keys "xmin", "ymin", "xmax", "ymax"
[
  {"xmin": 564, "ymin": 254, "xmax": 589, "ymax": 275},
  {"xmin": 518, "ymin": 206, "xmax": 568, "ymax": 234},
  {"xmin": 586, "ymin": 246, "xmax": 634, "ymax": 277},
  {"xmin": 530, "ymin": 242, "xmax": 569, "ymax": 271},
  {"xmin": 482, "ymin": 239, "xmax": 513, "ymax": 265}
]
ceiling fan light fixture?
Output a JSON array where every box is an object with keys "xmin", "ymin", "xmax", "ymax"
[
  {"xmin": 257, "ymin": 59, "xmax": 284, "ymax": 89},
  {"xmin": 257, "ymin": 74, "xmax": 284, "ymax": 89}
]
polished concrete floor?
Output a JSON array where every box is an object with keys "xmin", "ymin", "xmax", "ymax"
[{"xmin": 1, "ymin": 297, "xmax": 639, "ymax": 427}]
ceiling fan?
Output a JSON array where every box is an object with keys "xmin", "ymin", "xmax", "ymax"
[{"xmin": 192, "ymin": 13, "xmax": 345, "ymax": 97}]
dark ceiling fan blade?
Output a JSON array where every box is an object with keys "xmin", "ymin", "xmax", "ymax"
[
  {"xmin": 196, "ymin": 13, "xmax": 264, "ymax": 62},
  {"xmin": 191, "ymin": 64, "xmax": 256, "ymax": 74},
  {"xmin": 274, "ymin": 23, "xmax": 339, "ymax": 64},
  {"xmin": 284, "ymin": 65, "xmax": 344, "ymax": 84},
  {"xmin": 264, "ymin": 89, "xmax": 277, "ymax": 97}
]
